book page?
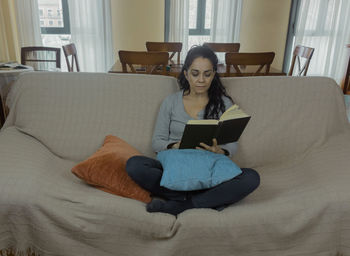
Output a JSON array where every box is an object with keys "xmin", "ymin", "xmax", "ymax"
[
  {"xmin": 219, "ymin": 104, "xmax": 250, "ymax": 121},
  {"xmin": 187, "ymin": 119, "xmax": 219, "ymax": 125}
]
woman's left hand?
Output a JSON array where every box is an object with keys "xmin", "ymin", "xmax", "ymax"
[{"xmin": 196, "ymin": 138, "xmax": 225, "ymax": 154}]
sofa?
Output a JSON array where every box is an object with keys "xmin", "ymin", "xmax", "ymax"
[{"xmin": 0, "ymin": 72, "xmax": 350, "ymax": 256}]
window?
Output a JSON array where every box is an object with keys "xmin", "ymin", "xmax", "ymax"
[
  {"xmin": 189, "ymin": 0, "xmax": 212, "ymax": 35},
  {"xmin": 165, "ymin": 0, "xmax": 241, "ymax": 62},
  {"xmin": 165, "ymin": 0, "xmax": 213, "ymax": 47},
  {"xmin": 38, "ymin": 0, "xmax": 70, "ymax": 34},
  {"xmin": 37, "ymin": 0, "xmax": 72, "ymax": 72},
  {"xmin": 39, "ymin": 9, "xmax": 44, "ymax": 17},
  {"xmin": 188, "ymin": 0, "xmax": 213, "ymax": 47},
  {"xmin": 283, "ymin": 0, "xmax": 350, "ymax": 80}
]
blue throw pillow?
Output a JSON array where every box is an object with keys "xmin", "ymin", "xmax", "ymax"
[{"xmin": 157, "ymin": 149, "xmax": 242, "ymax": 191}]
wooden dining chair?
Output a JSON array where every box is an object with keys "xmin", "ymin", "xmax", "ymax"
[
  {"xmin": 341, "ymin": 45, "xmax": 350, "ymax": 94},
  {"xmin": 0, "ymin": 94, "xmax": 5, "ymax": 128},
  {"xmin": 225, "ymin": 52, "xmax": 275, "ymax": 76},
  {"xmin": 62, "ymin": 43, "xmax": 80, "ymax": 72},
  {"xmin": 203, "ymin": 43, "xmax": 240, "ymax": 53},
  {"xmin": 118, "ymin": 51, "xmax": 169, "ymax": 75},
  {"xmin": 21, "ymin": 46, "xmax": 61, "ymax": 71},
  {"xmin": 288, "ymin": 45, "xmax": 315, "ymax": 76},
  {"xmin": 145, "ymin": 42, "xmax": 182, "ymax": 64}
]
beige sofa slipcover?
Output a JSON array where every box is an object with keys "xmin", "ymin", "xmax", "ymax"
[{"xmin": 0, "ymin": 72, "xmax": 350, "ymax": 256}]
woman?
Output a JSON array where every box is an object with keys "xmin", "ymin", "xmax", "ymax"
[{"xmin": 126, "ymin": 45, "xmax": 260, "ymax": 216}]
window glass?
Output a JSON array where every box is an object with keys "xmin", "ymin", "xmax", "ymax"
[
  {"xmin": 38, "ymin": 0, "xmax": 70, "ymax": 34},
  {"xmin": 189, "ymin": 0, "xmax": 210, "ymax": 46},
  {"xmin": 324, "ymin": 0, "xmax": 335, "ymax": 31},
  {"xmin": 189, "ymin": 0, "xmax": 197, "ymax": 29},
  {"xmin": 37, "ymin": 0, "xmax": 71, "ymax": 71},
  {"xmin": 303, "ymin": 0, "xmax": 320, "ymax": 31},
  {"xmin": 204, "ymin": 0, "xmax": 212, "ymax": 29}
]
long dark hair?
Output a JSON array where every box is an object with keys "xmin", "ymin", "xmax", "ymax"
[{"xmin": 178, "ymin": 45, "xmax": 233, "ymax": 119}]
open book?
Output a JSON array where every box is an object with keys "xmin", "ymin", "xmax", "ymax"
[{"xmin": 179, "ymin": 104, "xmax": 251, "ymax": 149}]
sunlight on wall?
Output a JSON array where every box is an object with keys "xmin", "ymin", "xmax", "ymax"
[
  {"xmin": 111, "ymin": 0, "xmax": 164, "ymax": 60},
  {"xmin": 240, "ymin": 0, "xmax": 291, "ymax": 69},
  {"xmin": 0, "ymin": 0, "xmax": 20, "ymax": 62}
]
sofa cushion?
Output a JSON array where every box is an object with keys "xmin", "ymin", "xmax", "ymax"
[
  {"xmin": 221, "ymin": 76, "xmax": 350, "ymax": 167},
  {"xmin": 157, "ymin": 149, "xmax": 242, "ymax": 191},
  {"xmin": 71, "ymin": 135, "xmax": 151, "ymax": 203},
  {"xmin": 4, "ymin": 72, "xmax": 178, "ymax": 161}
]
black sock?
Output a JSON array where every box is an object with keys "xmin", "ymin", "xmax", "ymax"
[{"xmin": 146, "ymin": 198, "xmax": 194, "ymax": 216}]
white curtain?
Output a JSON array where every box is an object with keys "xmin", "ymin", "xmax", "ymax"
[
  {"xmin": 168, "ymin": 0, "xmax": 242, "ymax": 62},
  {"xmin": 14, "ymin": 0, "xmax": 42, "ymax": 47},
  {"xmin": 210, "ymin": 0, "xmax": 242, "ymax": 61},
  {"xmin": 294, "ymin": 0, "xmax": 350, "ymax": 84},
  {"xmin": 68, "ymin": 0, "xmax": 114, "ymax": 72},
  {"xmin": 169, "ymin": 0, "xmax": 189, "ymax": 61},
  {"xmin": 210, "ymin": 0, "xmax": 242, "ymax": 43}
]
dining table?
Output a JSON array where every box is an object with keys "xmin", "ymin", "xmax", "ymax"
[
  {"xmin": 0, "ymin": 63, "xmax": 33, "ymax": 127},
  {"xmin": 108, "ymin": 61, "xmax": 286, "ymax": 77}
]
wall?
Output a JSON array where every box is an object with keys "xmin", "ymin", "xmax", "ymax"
[
  {"xmin": 111, "ymin": 0, "xmax": 165, "ymax": 60},
  {"xmin": 0, "ymin": 0, "xmax": 291, "ymax": 68},
  {"xmin": 240, "ymin": 0, "xmax": 292, "ymax": 69},
  {"xmin": 110, "ymin": 0, "xmax": 291, "ymax": 69}
]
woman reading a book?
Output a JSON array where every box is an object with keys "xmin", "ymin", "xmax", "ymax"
[{"xmin": 126, "ymin": 45, "xmax": 260, "ymax": 216}]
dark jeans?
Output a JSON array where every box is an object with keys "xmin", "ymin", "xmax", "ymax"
[{"xmin": 126, "ymin": 155, "xmax": 260, "ymax": 209}]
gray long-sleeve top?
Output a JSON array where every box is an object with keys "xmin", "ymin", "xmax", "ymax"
[{"xmin": 152, "ymin": 90, "xmax": 238, "ymax": 157}]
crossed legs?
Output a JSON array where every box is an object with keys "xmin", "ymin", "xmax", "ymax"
[{"xmin": 126, "ymin": 155, "xmax": 260, "ymax": 215}]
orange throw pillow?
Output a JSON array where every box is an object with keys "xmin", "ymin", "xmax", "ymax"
[{"xmin": 72, "ymin": 135, "xmax": 151, "ymax": 203}]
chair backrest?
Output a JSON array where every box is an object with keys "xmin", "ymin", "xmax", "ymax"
[
  {"xmin": 342, "ymin": 44, "xmax": 350, "ymax": 94},
  {"xmin": 225, "ymin": 52, "xmax": 275, "ymax": 76},
  {"xmin": 288, "ymin": 45, "xmax": 315, "ymax": 76},
  {"xmin": 0, "ymin": 94, "xmax": 5, "ymax": 128},
  {"xmin": 21, "ymin": 46, "xmax": 61, "ymax": 71},
  {"xmin": 118, "ymin": 51, "xmax": 169, "ymax": 75},
  {"xmin": 145, "ymin": 42, "xmax": 182, "ymax": 64},
  {"xmin": 203, "ymin": 43, "xmax": 240, "ymax": 53},
  {"xmin": 62, "ymin": 43, "xmax": 80, "ymax": 72}
]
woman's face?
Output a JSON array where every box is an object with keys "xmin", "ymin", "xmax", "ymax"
[{"xmin": 184, "ymin": 57, "xmax": 215, "ymax": 96}]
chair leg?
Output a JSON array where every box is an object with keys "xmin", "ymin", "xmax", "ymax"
[{"xmin": 0, "ymin": 94, "xmax": 5, "ymax": 128}]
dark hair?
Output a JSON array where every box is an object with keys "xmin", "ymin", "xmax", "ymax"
[{"xmin": 178, "ymin": 45, "xmax": 234, "ymax": 119}]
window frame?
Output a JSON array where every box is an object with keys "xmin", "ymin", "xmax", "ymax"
[
  {"xmin": 164, "ymin": 0, "xmax": 210, "ymax": 41},
  {"xmin": 282, "ymin": 0, "xmax": 337, "ymax": 73},
  {"xmin": 189, "ymin": 0, "xmax": 210, "ymax": 36},
  {"xmin": 40, "ymin": 0, "xmax": 71, "ymax": 35},
  {"xmin": 282, "ymin": 0, "xmax": 301, "ymax": 73}
]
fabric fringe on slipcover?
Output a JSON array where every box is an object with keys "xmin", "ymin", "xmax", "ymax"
[{"xmin": 0, "ymin": 248, "xmax": 39, "ymax": 256}]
